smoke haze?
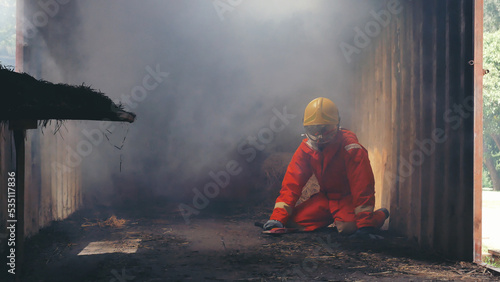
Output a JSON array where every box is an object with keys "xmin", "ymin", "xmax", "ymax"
[{"xmin": 30, "ymin": 0, "xmax": 380, "ymax": 204}]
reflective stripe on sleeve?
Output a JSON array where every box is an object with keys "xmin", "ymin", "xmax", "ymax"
[
  {"xmin": 274, "ymin": 202, "xmax": 293, "ymax": 215},
  {"xmin": 354, "ymin": 204, "xmax": 374, "ymax": 215},
  {"xmin": 335, "ymin": 221, "xmax": 357, "ymax": 234},
  {"xmin": 344, "ymin": 143, "xmax": 362, "ymax": 151}
]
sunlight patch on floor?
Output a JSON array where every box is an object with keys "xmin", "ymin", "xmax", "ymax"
[{"xmin": 78, "ymin": 239, "xmax": 141, "ymax": 256}]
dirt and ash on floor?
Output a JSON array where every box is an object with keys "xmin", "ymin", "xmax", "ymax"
[{"xmin": 0, "ymin": 201, "xmax": 498, "ymax": 282}]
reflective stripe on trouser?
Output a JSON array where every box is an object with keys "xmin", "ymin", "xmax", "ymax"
[{"xmin": 289, "ymin": 193, "xmax": 387, "ymax": 232}]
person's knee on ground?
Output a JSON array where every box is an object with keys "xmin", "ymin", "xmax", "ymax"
[
  {"xmin": 335, "ymin": 221, "xmax": 357, "ymax": 235},
  {"xmin": 374, "ymin": 208, "xmax": 390, "ymax": 228}
]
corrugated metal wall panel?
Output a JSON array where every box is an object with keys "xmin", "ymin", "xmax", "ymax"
[
  {"xmin": 0, "ymin": 0, "xmax": 85, "ymax": 239},
  {"xmin": 351, "ymin": 0, "xmax": 475, "ymax": 260},
  {"xmin": 0, "ymin": 127, "xmax": 14, "ymax": 253},
  {"xmin": 39, "ymin": 130, "xmax": 51, "ymax": 228}
]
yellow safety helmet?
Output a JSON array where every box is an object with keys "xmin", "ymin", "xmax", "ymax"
[
  {"xmin": 303, "ymin": 97, "xmax": 340, "ymax": 127},
  {"xmin": 303, "ymin": 97, "xmax": 340, "ymax": 144}
]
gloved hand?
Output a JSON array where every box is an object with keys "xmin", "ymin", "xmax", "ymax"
[
  {"xmin": 349, "ymin": 227, "xmax": 384, "ymax": 240},
  {"xmin": 263, "ymin": 220, "xmax": 284, "ymax": 230}
]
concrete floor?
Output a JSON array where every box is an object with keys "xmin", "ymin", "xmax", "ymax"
[
  {"xmin": 11, "ymin": 205, "xmax": 498, "ymax": 281},
  {"xmin": 482, "ymin": 191, "xmax": 500, "ymax": 252}
]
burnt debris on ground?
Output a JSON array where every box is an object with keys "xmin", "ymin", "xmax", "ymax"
[{"xmin": 1, "ymin": 203, "xmax": 498, "ymax": 281}]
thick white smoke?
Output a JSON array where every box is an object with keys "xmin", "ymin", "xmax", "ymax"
[{"xmin": 40, "ymin": 0, "xmax": 380, "ymax": 203}]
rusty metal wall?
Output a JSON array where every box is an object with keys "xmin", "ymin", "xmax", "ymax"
[{"xmin": 350, "ymin": 0, "xmax": 476, "ymax": 260}]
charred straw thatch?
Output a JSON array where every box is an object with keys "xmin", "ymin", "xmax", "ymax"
[{"xmin": 0, "ymin": 65, "xmax": 136, "ymax": 124}]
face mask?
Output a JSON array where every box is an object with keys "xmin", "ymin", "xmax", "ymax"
[{"xmin": 304, "ymin": 124, "xmax": 338, "ymax": 144}]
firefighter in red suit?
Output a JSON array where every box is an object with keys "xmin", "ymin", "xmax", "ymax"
[{"xmin": 263, "ymin": 97, "xmax": 389, "ymax": 236}]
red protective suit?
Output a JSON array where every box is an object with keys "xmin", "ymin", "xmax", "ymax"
[{"xmin": 270, "ymin": 129, "xmax": 386, "ymax": 232}]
